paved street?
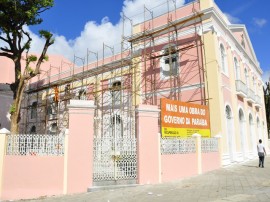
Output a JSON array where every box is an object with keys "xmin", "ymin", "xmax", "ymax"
[{"xmin": 21, "ymin": 157, "xmax": 270, "ymax": 202}]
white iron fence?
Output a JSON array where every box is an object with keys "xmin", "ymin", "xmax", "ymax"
[
  {"xmin": 161, "ymin": 138, "xmax": 196, "ymax": 155},
  {"xmin": 6, "ymin": 134, "xmax": 65, "ymax": 156},
  {"xmin": 201, "ymin": 138, "xmax": 218, "ymax": 153},
  {"xmin": 93, "ymin": 137, "xmax": 137, "ymax": 181}
]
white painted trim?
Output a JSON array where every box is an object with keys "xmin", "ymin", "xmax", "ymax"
[
  {"xmin": 67, "ymin": 100, "xmax": 96, "ymax": 109},
  {"xmin": 135, "ymin": 108, "xmax": 160, "ymax": 113},
  {"xmin": 0, "ymin": 128, "xmax": 10, "ymax": 134}
]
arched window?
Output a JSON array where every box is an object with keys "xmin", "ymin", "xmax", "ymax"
[
  {"xmin": 257, "ymin": 117, "xmax": 260, "ymax": 128},
  {"xmin": 249, "ymin": 114, "xmax": 253, "ymax": 125},
  {"xmin": 78, "ymin": 89, "xmax": 87, "ymax": 100},
  {"xmin": 49, "ymin": 123, "xmax": 57, "ymax": 135},
  {"xmin": 220, "ymin": 44, "xmax": 227, "ymax": 73},
  {"xmin": 239, "ymin": 108, "xmax": 246, "ymax": 158},
  {"xmin": 225, "ymin": 105, "xmax": 234, "ymax": 161},
  {"xmin": 30, "ymin": 126, "xmax": 36, "ymax": 134},
  {"xmin": 160, "ymin": 44, "xmax": 179, "ymax": 78},
  {"xmin": 234, "ymin": 58, "xmax": 240, "ymax": 80},
  {"xmin": 225, "ymin": 105, "xmax": 232, "ymax": 119},
  {"xmin": 239, "ymin": 109, "xmax": 245, "ymax": 122},
  {"xmin": 31, "ymin": 102, "xmax": 37, "ymax": 119}
]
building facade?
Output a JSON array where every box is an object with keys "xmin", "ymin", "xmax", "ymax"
[
  {"xmin": 0, "ymin": 0, "xmax": 268, "ymax": 200},
  {"xmin": 200, "ymin": 0, "xmax": 268, "ymax": 165},
  {"xmin": 17, "ymin": 0, "xmax": 267, "ymax": 165}
]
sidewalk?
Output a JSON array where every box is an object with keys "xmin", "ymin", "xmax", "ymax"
[{"xmin": 19, "ymin": 157, "xmax": 270, "ymax": 202}]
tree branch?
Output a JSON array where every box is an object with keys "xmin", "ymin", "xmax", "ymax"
[
  {"xmin": 33, "ymin": 37, "xmax": 53, "ymax": 76},
  {"xmin": 20, "ymin": 29, "xmax": 32, "ymax": 54},
  {"xmin": 6, "ymin": 33, "xmax": 14, "ymax": 52},
  {"xmin": 0, "ymin": 47, "xmax": 13, "ymax": 53},
  {"xmin": 37, "ymin": 7, "xmax": 50, "ymax": 14},
  {"xmin": 0, "ymin": 35, "xmax": 9, "ymax": 44},
  {"xmin": 0, "ymin": 52, "xmax": 13, "ymax": 59}
]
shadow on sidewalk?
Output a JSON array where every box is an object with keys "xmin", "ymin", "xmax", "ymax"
[{"xmin": 241, "ymin": 165, "xmax": 258, "ymax": 168}]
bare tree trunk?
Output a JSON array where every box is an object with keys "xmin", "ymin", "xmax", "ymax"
[
  {"xmin": 10, "ymin": 59, "xmax": 26, "ymax": 134},
  {"xmin": 10, "ymin": 79, "xmax": 26, "ymax": 134}
]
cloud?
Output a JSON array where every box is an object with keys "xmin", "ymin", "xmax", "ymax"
[
  {"xmin": 23, "ymin": 0, "xmax": 185, "ymax": 63},
  {"xmin": 253, "ymin": 18, "xmax": 267, "ymax": 28},
  {"xmin": 224, "ymin": 13, "xmax": 241, "ymax": 24}
]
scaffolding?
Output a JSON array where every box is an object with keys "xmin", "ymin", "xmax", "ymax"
[{"xmin": 20, "ymin": 0, "xmax": 209, "ymax": 135}]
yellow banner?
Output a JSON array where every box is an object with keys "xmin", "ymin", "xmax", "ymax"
[{"xmin": 162, "ymin": 127, "xmax": 210, "ymax": 138}]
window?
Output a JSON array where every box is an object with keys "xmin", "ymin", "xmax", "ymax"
[
  {"xmin": 257, "ymin": 117, "xmax": 260, "ymax": 128},
  {"xmin": 111, "ymin": 81, "xmax": 121, "ymax": 105},
  {"xmin": 253, "ymin": 77, "xmax": 257, "ymax": 94},
  {"xmin": 30, "ymin": 126, "xmax": 36, "ymax": 134},
  {"xmin": 234, "ymin": 58, "xmax": 240, "ymax": 80},
  {"xmin": 49, "ymin": 123, "xmax": 57, "ymax": 135},
  {"xmin": 220, "ymin": 44, "xmax": 227, "ymax": 74},
  {"xmin": 65, "ymin": 84, "xmax": 71, "ymax": 95},
  {"xmin": 225, "ymin": 105, "xmax": 232, "ymax": 119},
  {"xmin": 244, "ymin": 68, "xmax": 249, "ymax": 87},
  {"xmin": 31, "ymin": 102, "xmax": 37, "ymax": 119},
  {"xmin": 239, "ymin": 109, "xmax": 244, "ymax": 121},
  {"xmin": 160, "ymin": 45, "xmax": 179, "ymax": 78},
  {"xmin": 47, "ymin": 102, "xmax": 57, "ymax": 118},
  {"xmin": 78, "ymin": 89, "xmax": 87, "ymax": 100},
  {"xmin": 249, "ymin": 114, "xmax": 253, "ymax": 125}
]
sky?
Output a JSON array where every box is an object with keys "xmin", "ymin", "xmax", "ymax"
[{"xmin": 24, "ymin": 0, "xmax": 270, "ymax": 82}]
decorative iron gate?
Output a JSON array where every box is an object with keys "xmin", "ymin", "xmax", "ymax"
[{"xmin": 93, "ymin": 78, "xmax": 137, "ymax": 185}]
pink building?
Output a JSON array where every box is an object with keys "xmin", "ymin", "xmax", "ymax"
[{"xmin": 0, "ymin": 0, "xmax": 267, "ymax": 200}]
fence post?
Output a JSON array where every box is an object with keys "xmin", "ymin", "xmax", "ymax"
[
  {"xmin": 136, "ymin": 104, "xmax": 161, "ymax": 184},
  {"xmin": 215, "ymin": 134, "xmax": 222, "ymax": 167},
  {"xmin": 192, "ymin": 133, "xmax": 202, "ymax": 175},
  {"xmin": 0, "ymin": 128, "xmax": 9, "ymax": 199},
  {"xmin": 63, "ymin": 129, "xmax": 69, "ymax": 194},
  {"xmin": 66, "ymin": 100, "xmax": 96, "ymax": 194}
]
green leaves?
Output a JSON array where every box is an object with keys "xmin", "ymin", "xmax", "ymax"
[
  {"xmin": 39, "ymin": 30, "xmax": 52, "ymax": 39},
  {"xmin": 264, "ymin": 82, "xmax": 270, "ymax": 136},
  {"xmin": 9, "ymin": 104, "xmax": 16, "ymax": 114},
  {"xmin": 44, "ymin": 55, "xmax": 49, "ymax": 61},
  {"xmin": 27, "ymin": 55, "xmax": 38, "ymax": 63}
]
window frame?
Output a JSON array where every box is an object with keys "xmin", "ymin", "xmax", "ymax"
[{"xmin": 160, "ymin": 44, "xmax": 179, "ymax": 79}]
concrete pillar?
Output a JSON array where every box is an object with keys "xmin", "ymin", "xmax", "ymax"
[
  {"xmin": 0, "ymin": 128, "xmax": 10, "ymax": 199},
  {"xmin": 63, "ymin": 129, "xmax": 69, "ymax": 194},
  {"xmin": 136, "ymin": 105, "xmax": 161, "ymax": 184},
  {"xmin": 192, "ymin": 133, "xmax": 202, "ymax": 174},
  {"xmin": 65, "ymin": 100, "xmax": 96, "ymax": 194}
]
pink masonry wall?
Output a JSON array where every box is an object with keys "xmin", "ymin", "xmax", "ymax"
[
  {"xmin": 202, "ymin": 152, "xmax": 220, "ymax": 173},
  {"xmin": 161, "ymin": 153, "xmax": 197, "ymax": 183},
  {"xmin": 1, "ymin": 156, "xmax": 64, "ymax": 201}
]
